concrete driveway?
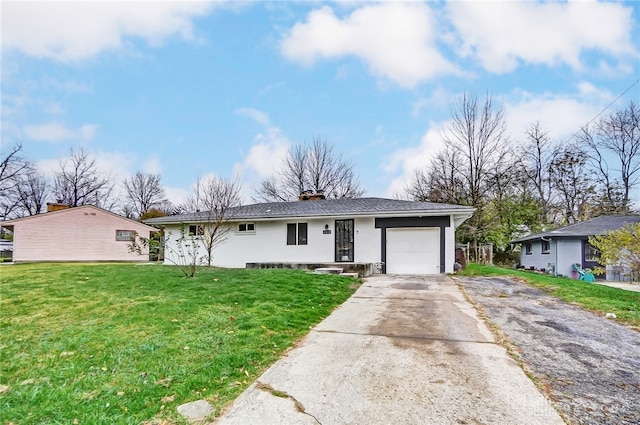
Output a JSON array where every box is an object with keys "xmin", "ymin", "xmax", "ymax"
[{"xmin": 214, "ymin": 275, "xmax": 564, "ymax": 425}]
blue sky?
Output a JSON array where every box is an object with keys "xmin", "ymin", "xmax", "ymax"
[{"xmin": 2, "ymin": 1, "xmax": 639, "ymax": 205}]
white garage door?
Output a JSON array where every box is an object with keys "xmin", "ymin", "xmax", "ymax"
[{"xmin": 386, "ymin": 227, "xmax": 440, "ymax": 274}]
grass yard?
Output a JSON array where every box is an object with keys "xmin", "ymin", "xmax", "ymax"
[
  {"xmin": 0, "ymin": 263, "xmax": 359, "ymax": 424},
  {"xmin": 460, "ymin": 264, "xmax": 640, "ymax": 328}
]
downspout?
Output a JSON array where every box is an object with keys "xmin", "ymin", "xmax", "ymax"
[{"xmin": 541, "ymin": 236, "xmax": 556, "ymax": 276}]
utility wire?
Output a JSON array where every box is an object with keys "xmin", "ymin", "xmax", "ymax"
[{"xmin": 561, "ymin": 77, "xmax": 640, "ymax": 145}]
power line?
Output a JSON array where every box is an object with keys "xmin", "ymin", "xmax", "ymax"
[{"xmin": 562, "ymin": 77, "xmax": 640, "ymax": 145}]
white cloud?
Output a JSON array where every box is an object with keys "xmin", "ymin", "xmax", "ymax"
[
  {"xmin": 36, "ymin": 149, "xmax": 133, "ymax": 181},
  {"xmin": 233, "ymin": 125, "xmax": 291, "ymax": 203},
  {"xmin": 382, "ymin": 83, "xmax": 619, "ymax": 197},
  {"xmin": 23, "ymin": 123, "xmax": 98, "ymax": 143},
  {"xmin": 504, "ymin": 85, "xmax": 612, "ymax": 143},
  {"xmin": 2, "ymin": 1, "xmax": 215, "ymax": 62},
  {"xmin": 280, "ymin": 3, "xmax": 459, "ymax": 88},
  {"xmin": 235, "ymin": 108, "xmax": 271, "ymax": 126},
  {"xmin": 235, "ymin": 127, "xmax": 290, "ymax": 179},
  {"xmin": 142, "ymin": 155, "xmax": 162, "ymax": 175},
  {"xmin": 164, "ymin": 186, "xmax": 189, "ymax": 206},
  {"xmin": 382, "ymin": 124, "xmax": 447, "ymax": 198},
  {"xmin": 412, "ymin": 87, "xmax": 453, "ymax": 117},
  {"xmin": 447, "ymin": 1, "xmax": 637, "ymax": 73}
]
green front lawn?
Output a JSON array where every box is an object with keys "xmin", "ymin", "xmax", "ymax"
[
  {"xmin": 460, "ymin": 264, "xmax": 640, "ymax": 328},
  {"xmin": 0, "ymin": 264, "xmax": 358, "ymax": 424}
]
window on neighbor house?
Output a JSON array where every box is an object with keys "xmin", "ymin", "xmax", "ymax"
[
  {"xmin": 584, "ymin": 243, "xmax": 601, "ymax": 262},
  {"xmin": 188, "ymin": 225, "xmax": 204, "ymax": 237},
  {"xmin": 287, "ymin": 223, "xmax": 308, "ymax": 245},
  {"xmin": 116, "ymin": 230, "xmax": 135, "ymax": 241},
  {"xmin": 238, "ymin": 223, "xmax": 256, "ymax": 233},
  {"xmin": 541, "ymin": 240, "xmax": 550, "ymax": 254},
  {"xmin": 525, "ymin": 243, "xmax": 532, "ymax": 255}
]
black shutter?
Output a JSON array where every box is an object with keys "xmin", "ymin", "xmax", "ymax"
[
  {"xmin": 298, "ymin": 223, "xmax": 308, "ymax": 245},
  {"xmin": 287, "ymin": 223, "xmax": 297, "ymax": 245}
]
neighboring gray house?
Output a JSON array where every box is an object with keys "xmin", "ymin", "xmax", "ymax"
[{"xmin": 511, "ymin": 215, "xmax": 640, "ymax": 281}]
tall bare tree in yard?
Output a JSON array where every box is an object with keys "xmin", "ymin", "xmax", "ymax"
[
  {"xmin": 13, "ymin": 170, "xmax": 49, "ymax": 216},
  {"xmin": 255, "ymin": 137, "xmax": 364, "ymax": 202},
  {"xmin": 520, "ymin": 122, "xmax": 556, "ymax": 224},
  {"xmin": 549, "ymin": 144, "xmax": 597, "ymax": 224},
  {"xmin": 182, "ymin": 176, "xmax": 241, "ymax": 267},
  {"xmin": 123, "ymin": 172, "xmax": 167, "ymax": 220},
  {"xmin": 442, "ymin": 93, "xmax": 511, "ymax": 258},
  {"xmin": 580, "ymin": 101, "xmax": 640, "ymax": 212},
  {"xmin": 0, "ymin": 144, "xmax": 32, "ymax": 219},
  {"xmin": 53, "ymin": 148, "xmax": 115, "ymax": 209},
  {"xmin": 406, "ymin": 146, "xmax": 465, "ymax": 204}
]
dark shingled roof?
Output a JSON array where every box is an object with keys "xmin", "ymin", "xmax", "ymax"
[
  {"xmin": 511, "ymin": 215, "xmax": 640, "ymax": 243},
  {"xmin": 144, "ymin": 197, "xmax": 475, "ymax": 225}
]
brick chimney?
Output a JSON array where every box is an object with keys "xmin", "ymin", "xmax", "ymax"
[
  {"xmin": 299, "ymin": 190, "xmax": 326, "ymax": 201},
  {"xmin": 47, "ymin": 202, "xmax": 71, "ymax": 212}
]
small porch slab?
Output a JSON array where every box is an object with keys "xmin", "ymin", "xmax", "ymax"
[{"xmin": 245, "ymin": 262, "xmax": 377, "ymax": 277}]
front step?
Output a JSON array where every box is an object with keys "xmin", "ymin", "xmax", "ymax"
[
  {"xmin": 314, "ymin": 267, "xmax": 343, "ymax": 275},
  {"xmin": 339, "ymin": 272, "xmax": 359, "ymax": 278}
]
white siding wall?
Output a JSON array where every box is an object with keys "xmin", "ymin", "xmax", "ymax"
[
  {"xmin": 12, "ymin": 207, "xmax": 154, "ymax": 262},
  {"xmin": 164, "ymin": 217, "xmax": 382, "ymax": 268},
  {"xmin": 353, "ymin": 217, "xmax": 381, "ymax": 263},
  {"xmin": 444, "ymin": 222, "xmax": 456, "ymax": 274},
  {"xmin": 163, "ymin": 215, "xmax": 463, "ymax": 272}
]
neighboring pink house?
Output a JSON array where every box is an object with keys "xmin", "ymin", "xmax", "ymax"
[{"xmin": 1, "ymin": 205, "xmax": 157, "ymax": 262}]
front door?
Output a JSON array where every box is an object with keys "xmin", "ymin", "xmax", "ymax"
[{"xmin": 335, "ymin": 219, "xmax": 354, "ymax": 262}]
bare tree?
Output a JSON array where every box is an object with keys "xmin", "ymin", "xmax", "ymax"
[
  {"xmin": 441, "ymin": 93, "xmax": 511, "ymax": 256},
  {"xmin": 0, "ymin": 144, "xmax": 32, "ymax": 219},
  {"xmin": 520, "ymin": 122, "xmax": 555, "ymax": 223},
  {"xmin": 123, "ymin": 172, "xmax": 167, "ymax": 220},
  {"xmin": 444, "ymin": 93, "xmax": 510, "ymax": 206},
  {"xmin": 53, "ymin": 148, "xmax": 115, "ymax": 209},
  {"xmin": 13, "ymin": 170, "xmax": 49, "ymax": 216},
  {"xmin": 254, "ymin": 137, "xmax": 364, "ymax": 202},
  {"xmin": 580, "ymin": 101, "xmax": 640, "ymax": 212},
  {"xmin": 182, "ymin": 176, "xmax": 241, "ymax": 267},
  {"xmin": 406, "ymin": 146, "xmax": 465, "ymax": 204},
  {"xmin": 549, "ymin": 144, "xmax": 597, "ymax": 224}
]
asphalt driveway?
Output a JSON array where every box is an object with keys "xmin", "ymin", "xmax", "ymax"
[
  {"xmin": 214, "ymin": 275, "xmax": 563, "ymax": 425},
  {"xmin": 455, "ymin": 276, "xmax": 640, "ymax": 425}
]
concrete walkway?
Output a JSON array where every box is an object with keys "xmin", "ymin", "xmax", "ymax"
[
  {"xmin": 594, "ymin": 281, "xmax": 640, "ymax": 292},
  {"xmin": 214, "ymin": 275, "xmax": 564, "ymax": 425}
]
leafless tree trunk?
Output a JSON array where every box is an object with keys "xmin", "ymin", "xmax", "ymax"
[
  {"xmin": 53, "ymin": 148, "xmax": 115, "ymax": 209},
  {"xmin": 406, "ymin": 146, "xmax": 465, "ymax": 204},
  {"xmin": 13, "ymin": 170, "xmax": 49, "ymax": 216},
  {"xmin": 444, "ymin": 93, "xmax": 509, "ymax": 206},
  {"xmin": 254, "ymin": 137, "xmax": 364, "ymax": 202},
  {"xmin": 0, "ymin": 144, "xmax": 46, "ymax": 219},
  {"xmin": 580, "ymin": 101, "xmax": 640, "ymax": 212},
  {"xmin": 123, "ymin": 172, "xmax": 167, "ymax": 220},
  {"xmin": 183, "ymin": 176, "xmax": 241, "ymax": 267},
  {"xmin": 442, "ymin": 93, "xmax": 511, "ymax": 257},
  {"xmin": 549, "ymin": 144, "xmax": 597, "ymax": 224},
  {"xmin": 0, "ymin": 144, "xmax": 29, "ymax": 220},
  {"xmin": 520, "ymin": 122, "xmax": 555, "ymax": 223}
]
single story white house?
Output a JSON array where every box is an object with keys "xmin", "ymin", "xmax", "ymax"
[
  {"xmin": 145, "ymin": 197, "xmax": 475, "ymax": 275},
  {"xmin": 1, "ymin": 204, "xmax": 158, "ymax": 262},
  {"xmin": 511, "ymin": 215, "xmax": 640, "ymax": 281}
]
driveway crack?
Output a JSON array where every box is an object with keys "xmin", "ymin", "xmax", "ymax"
[{"xmin": 255, "ymin": 381, "xmax": 322, "ymax": 424}]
